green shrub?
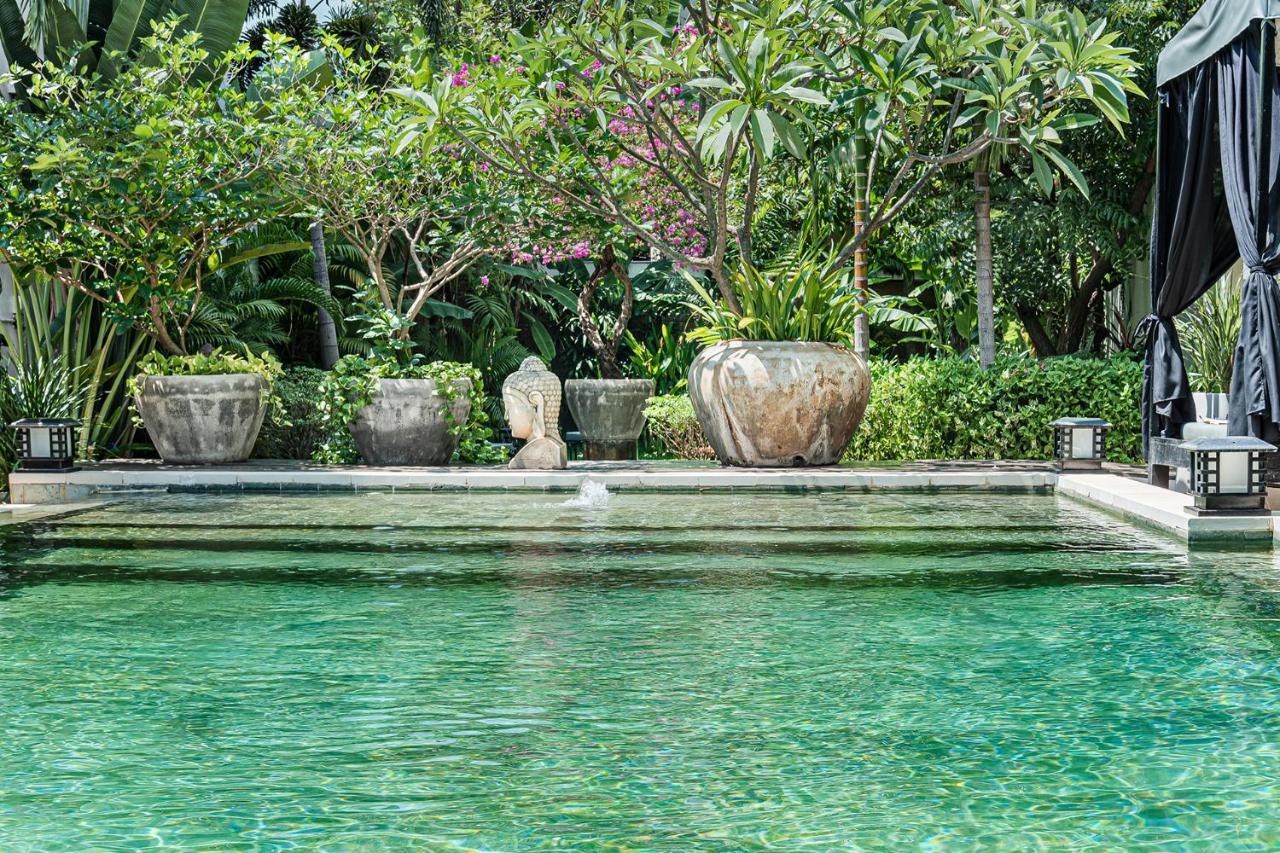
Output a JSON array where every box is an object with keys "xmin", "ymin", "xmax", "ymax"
[
  {"xmin": 131, "ymin": 348, "xmax": 283, "ymax": 382},
  {"xmin": 644, "ymin": 395, "xmax": 716, "ymax": 460},
  {"xmin": 254, "ymin": 367, "xmax": 328, "ymax": 460},
  {"xmin": 846, "ymin": 355, "xmax": 1144, "ymax": 463}
]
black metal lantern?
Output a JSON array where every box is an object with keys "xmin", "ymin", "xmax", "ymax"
[
  {"xmin": 1180, "ymin": 437, "xmax": 1276, "ymax": 515},
  {"xmin": 1050, "ymin": 418, "xmax": 1111, "ymax": 470},
  {"xmin": 10, "ymin": 419, "xmax": 81, "ymax": 472}
]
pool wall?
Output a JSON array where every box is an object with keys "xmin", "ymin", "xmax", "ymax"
[{"xmin": 8, "ymin": 461, "xmax": 1279, "ymax": 546}]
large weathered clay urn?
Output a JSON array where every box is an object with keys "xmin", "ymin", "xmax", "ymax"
[
  {"xmin": 687, "ymin": 341, "xmax": 870, "ymax": 467},
  {"xmin": 135, "ymin": 374, "xmax": 268, "ymax": 464},
  {"xmin": 564, "ymin": 378, "xmax": 656, "ymax": 460},
  {"xmin": 349, "ymin": 378, "xmax": 471, "ymax": 466}
]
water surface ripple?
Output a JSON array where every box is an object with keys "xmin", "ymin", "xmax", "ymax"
[{"xmin": 1, "ymin": 492, "xmax": 1278, "ymax": 849}]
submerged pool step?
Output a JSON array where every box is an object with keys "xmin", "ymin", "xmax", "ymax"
[
  {"xmin": 7, "ymin": 521, "xmax": 1167, "ymax": 561},
  {"xmin": 0, "ymin": 548, "xmax": 1185, "ymax": 592}
]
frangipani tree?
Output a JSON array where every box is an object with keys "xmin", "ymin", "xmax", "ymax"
[
  {"xmin": 0, "ymin": 26, "xmax": 294, "ymax": 355},
  {"xmin": 398, "ymin": 0, "xmax": 1139, "ymax": 357},
  {"xmin": 821, "ymin": 0, "xmax": 1140, "ymax": 358},
  {"xmin": 265, "ymin": 40, "xmax": 509, "ymax": 359},
  {"xmin": 395, "ymin": 0, "xmax": 827, "ymax": 313}
]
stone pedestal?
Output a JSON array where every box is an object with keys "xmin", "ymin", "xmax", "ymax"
[{"xmin": 564, "ymin": 379, "xmax": 654, "ymax": 461}]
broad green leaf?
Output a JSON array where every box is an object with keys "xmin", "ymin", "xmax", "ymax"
[
  {"xmin": 1041, "ymin": 146, "xmax": 1090, "ymax": 200},
  {"xmin": 540, "ymin": 281, "xmax": 579, "ymax": 312},
  {"xmin": 529, "ymin": 317, "xmax": 556, "ymax": 361},
  {"xmin": 749, "ymin": 108, "xmax": 776, "ymax": 160},
  {"xmin": 1029, "ymin": 150, "xmax": 1054, "ymax": 197},
  {"xmin": 686, "ymin": 76, "xmax": 732, "ymax": 91},
  {"xmin": 762, "ymin": 109, "xmax": 803, "ymax": 159},
  {"xmin": 99, "ymin": 0, "xmax": 169, "ymax": 78},
  {"xmin": 779, "ymin": 86, "xmax": 829, "ymax": 106},
  {"xmin": 169, "ymin": 0, "xmax": 250, "ymax": 76},
  {"xmin": 0, "ymin": 0, "xmax": 37, "ymax": 71},
  {"xmin": 220, "ymin": 241, "xmax": 311, "ymax": 269},
  {"xmin": 46, "ymin": 0, "xmax": 90, "ymax": 69}
]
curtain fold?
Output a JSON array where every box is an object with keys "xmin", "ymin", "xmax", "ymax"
[
  {"xmin": 1143, "ymin": 61, "xmax": 1239, "ymax": 452},
  {"xmin": 1217, "ymin": 31, "xmax": 1280, "ymax": 442}
]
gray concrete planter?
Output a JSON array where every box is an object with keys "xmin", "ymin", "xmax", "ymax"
[
  {"xmin": 687, "ymin": 340, "xmax": 870, "ymax": 467},
  {"xmin": 349, "ymin": 378, "xmax": 471, "ymax": 466},
  {"xmin": 135, "ymin": 374, "xmax": 268, "ymax": 465},
  {"xmin": 564, "ymin": 378, "xmax": 655, "ymax": 460}
]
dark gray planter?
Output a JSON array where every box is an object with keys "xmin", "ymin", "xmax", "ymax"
[
  {"xmin": 564, "ymin": 378, "xmax": 655, "ymax": 460},
  {"xmin": 135, "ymin": 374, "xmax": 268, "ymax": 464},
  {"xmin": 687, "ymin": 341, "xmax": 870, "ymax": 467},
  {"xmin": 349, "ymin": 378, "xmax": 471, "ymax": 466}
]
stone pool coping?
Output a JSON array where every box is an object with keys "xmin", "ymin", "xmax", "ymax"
[
  {"xmin": 7, "ymin": 459, "xmax": 1056, "ymax": 504},
  {"xmin": 6, "ymin": 460, "xmax": 1277, "ymax": 546}
]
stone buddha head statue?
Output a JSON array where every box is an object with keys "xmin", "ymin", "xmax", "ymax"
[{"xmin": 502, "ymin": 356, "xmax": 562, "ymax": 442}]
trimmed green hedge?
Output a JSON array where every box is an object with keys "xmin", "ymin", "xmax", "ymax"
[
  {"xmin": 644, "ymin": 394, "xmax": 716, "ymax": 459},
  {"xmin": 845, "ymin": 355, "xmax": 1144, "ymax": 463},
  {"xmin": 253, "ymin": 366, "xmax": 328, "ymax": 460}
]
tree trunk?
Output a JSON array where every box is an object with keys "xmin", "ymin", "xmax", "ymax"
[
  {"xmin": 852, "ymin": 134, "xmax": 870, "ymax": 360},
  {"xmin": 974, "ymin": 168, "xmax": 996, "ymax": 368},
  {"xmin": 148, "ymin": 297, "xmax": 185, "ymax": 356},
  {"xmin": 1014, "ymin": 303, "xmax": 1058, "ymax": 358},
  {"xmin": 578, "ymin": 244, "xmax": 630, "ymax": 379},
  {"xmin": 310, "ymin": 221, "xmax": 340, "ymax": 369}
]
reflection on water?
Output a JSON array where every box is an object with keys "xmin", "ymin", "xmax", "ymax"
[{"xmin": 1, "ymin": 491, "xmax": 1279, "ymax": 848}]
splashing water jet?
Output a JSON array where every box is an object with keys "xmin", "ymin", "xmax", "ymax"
[{"xmin": 561, "ymin": 479, "xmax": 610, "ymax": 509}]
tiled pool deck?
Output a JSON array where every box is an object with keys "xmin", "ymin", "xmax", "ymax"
[{"xmin": 6, "ymin": 460, "xmax": 1277, "ymax": 545}]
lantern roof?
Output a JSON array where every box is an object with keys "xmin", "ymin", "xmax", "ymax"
[
  {"xmin": 1180, "ymin": 436, "xmax": 1278, "ymax": 453},
  {"xmin": 9, "ymin": 419, "xmax": 83, "ymax": 428},
  {"xmin": 1050, "ymin": 418, "xmax": 1112, "ymax": 429}
]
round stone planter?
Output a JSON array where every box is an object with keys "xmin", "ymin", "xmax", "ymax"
[
  {"xmin": 564, "ymin": 378, "xmax": 656, "ymax": 460},
  {"xmin": 687, "ymin": 341, "xmax": 870, "ymax": 467},
  {"xmin": 135, "ymin": 373, "xmax": 268, "ymax": 465},
  {"xmin": 349, "ymin": 378, "xmax": 471, "ymax": 466}
]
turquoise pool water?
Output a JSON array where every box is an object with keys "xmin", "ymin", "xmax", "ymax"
[{"xmin": 2, "ymin": 490, "xmax": 1279, "ymax": 848}]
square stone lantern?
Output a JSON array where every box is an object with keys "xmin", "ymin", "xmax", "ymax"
[
  {"xmin": 1180, "ymin": 436, "xmax": 1276, "ymax": 515},
  {"xmin": 1050, "ymin": 418, "xmax": 1111, "ymax": 470},
  {"xmin": 10, "ymin": 419, "xmax": 81, "ymax": 472}
]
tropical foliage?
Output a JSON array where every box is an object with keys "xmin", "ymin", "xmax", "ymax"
[
  {"xmin": 0, "ymin": 25, "xmax": 293, "ymax": 355},
  {"xmin": 0, "ymin": 0, "xmax": 1213, "ymax": 467},
  {"xmin": 0, "ymin": 0, "xmax": 251, "ymax": 84}
]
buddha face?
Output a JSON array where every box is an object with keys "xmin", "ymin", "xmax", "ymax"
[{"xmin": 503, "ymin": 387, "xmax": 537, "ymax": 440}]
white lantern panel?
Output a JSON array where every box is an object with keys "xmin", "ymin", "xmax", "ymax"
[
  {"xmin": 1070, "ymin": 428, "xmax": 1096, "ymax": 460},
  {"xmin": 1217, "ymin": 451, "xmax": 1252, "ymax": 495},
  {"xmin": 28, "ymin": 428, "xmax": 51, "ymax": 459}
]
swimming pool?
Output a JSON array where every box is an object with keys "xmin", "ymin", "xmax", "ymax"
[{"xmin": 1, "ymin": 490, "xmax": 1278, "ymax": 848}]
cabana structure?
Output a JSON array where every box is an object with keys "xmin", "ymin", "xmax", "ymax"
[{"xmin": 1147, "ymin": 1, "xmax": 1280, "ymax": 453}]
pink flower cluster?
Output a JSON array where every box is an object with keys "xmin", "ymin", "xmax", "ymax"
[
  {"xmin": 462, "ymin": 42, "xmax": 708, "ymax": 268},
  {"xmin": 510, "ymin": 239, "xmax": 593, "ymax": 266}
]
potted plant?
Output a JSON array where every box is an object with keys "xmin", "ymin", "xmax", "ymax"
[
  {"xmin": 315, "ymin": 356, "xmax": 485, "ymax": 467},
  {"xmin": 131, "ymin": 349, "xmax": 284, "ymax": 464},
  {"xmin": 313, "ymin": 299, "xmax": 502, "ymax": 466},
  {"xmin": 561, "ymin": 246, "xmax": 656, "ymax": 460},
  {"xmin": 686, "ymin": 259, "xmax": 870, "ymax": 467}
]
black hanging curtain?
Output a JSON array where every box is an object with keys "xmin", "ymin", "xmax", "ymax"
[{"xmin": 1145, "ymin": 12, "xmax": 1280, "ymax": 450}]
